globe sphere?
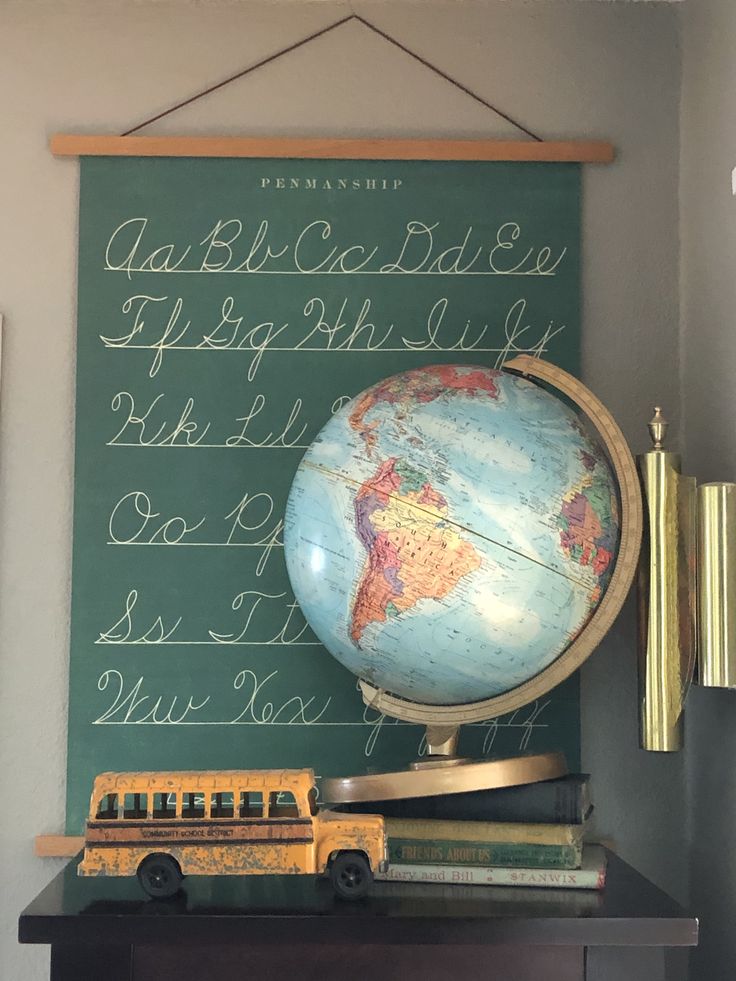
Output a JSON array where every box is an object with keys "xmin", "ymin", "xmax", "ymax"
[{"xmin": 284, "ymin": 364, "xmax": 621, "ymax": 706}]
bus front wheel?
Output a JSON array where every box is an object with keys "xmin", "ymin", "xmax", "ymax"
[
  {"xmin": 137, "ymin": 853, "xmax": 182, "ymax": 899},
  {"xmin": 330, "ymin": 852, "xmax": 373, "ymax": 900}
]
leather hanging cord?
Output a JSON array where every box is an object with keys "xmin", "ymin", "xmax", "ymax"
[{"xmin": 121, "ymin": 14, "xmax": 543, "ymax": 142}]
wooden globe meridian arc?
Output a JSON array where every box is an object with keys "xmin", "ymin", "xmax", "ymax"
[{"xmin": 359, "ymin": 355, "xmax": 644, "ymax": 728}]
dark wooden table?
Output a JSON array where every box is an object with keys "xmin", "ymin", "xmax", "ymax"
[{"xmin": 19, "ymin": 850, "xmax": 697, "ymax": 981}]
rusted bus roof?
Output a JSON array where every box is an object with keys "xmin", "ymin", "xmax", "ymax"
[{"xmin": 91, "ymin": 768, "xmax": 316, "ymax": 796}]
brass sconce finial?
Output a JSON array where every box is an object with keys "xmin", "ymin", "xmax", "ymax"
[{"xmin": 648, "ymin": 406, "xmax": 668, "ymax": 451}]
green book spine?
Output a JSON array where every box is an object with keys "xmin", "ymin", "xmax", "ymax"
[
  {"xmin": 388, "ymin": 838, "xmax": 582, "ymax": 870},
  {"xmin": 385, "ymin": 817, "xmax": 583, "ymax": 846}
]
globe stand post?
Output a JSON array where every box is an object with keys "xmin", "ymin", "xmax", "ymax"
[{"xmin": 409, "ymin": 724, "xmax": 467, "ymax": 770}]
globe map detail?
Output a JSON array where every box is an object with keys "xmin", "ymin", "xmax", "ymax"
[
  {"xmin": 351, "ymin": 457, "xmax": 482, "ymax": 646},
  {"xmin": 284, "ymin": 365, "xmax": 621, "ymax": 706}
]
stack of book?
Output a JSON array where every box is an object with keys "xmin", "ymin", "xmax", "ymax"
[{"xmin": 341, "ymin": 773, "xmax": 606, "ymax": 890}]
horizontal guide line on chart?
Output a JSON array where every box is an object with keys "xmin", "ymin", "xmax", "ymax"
[
  {"xmin": 104, "ymin": 269, "xmax": 560, "ymax": 277},
  {"xmin": 93, "ymin": 640, "xmax": 321, "ymax": 646},
  {"xmin": 105, "ymin": 541, "xmax": 285, "ymax": 547},
  {"xmin": 93, "ymin": 720, "xmax": 550, "ymax": 727},
  {"xmin": 105, "ymin": 443, "xmax": 307, "ymax": 449},
  {"xmin": 99, "ymin": 345, "xmax": 520, "ymax": 353}
]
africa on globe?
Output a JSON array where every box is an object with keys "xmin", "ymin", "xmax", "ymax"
[{"xmin": 284, "ymin": 364, "xmax": 621, "ymax": 707}]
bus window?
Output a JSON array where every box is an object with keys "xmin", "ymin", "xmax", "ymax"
[
  {"xmin": 123, "ymin": 793, "xmax": 148, "ymax": 819},
  {"xmin": 210, "ymin": 792, "xmax": 234, "ymax": 818},
  {"xmin": 153, "ymin": 792, "xmax": 176, "ymax": 819},
  {"xmin": 182, "ymin": 792, "xmax": 205, "ymax": 819},
  {"xmin": 95, "ymin": 793, "xmax": 118, "ymax": 820},
  {"xmin": 239, "ymin": 791, "xmax": 263, "ymax": 818},
  {"xmin": 269, "ymin": 791, "xmax": 299, "ymax": 818}
]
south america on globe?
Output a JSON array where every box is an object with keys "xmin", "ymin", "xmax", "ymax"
[{"xmin": 284, "ymin": 365, "xmax": 621, "ymax": 707}]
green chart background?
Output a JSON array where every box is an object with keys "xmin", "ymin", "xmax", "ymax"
[{"xmin": 66, "ymin": 156, "xmax": 582, "ymax": 833}]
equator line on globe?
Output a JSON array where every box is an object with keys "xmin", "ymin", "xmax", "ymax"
[{"xmin": 284, "ymin": 358, "xmax": 640, "ymax": 715}]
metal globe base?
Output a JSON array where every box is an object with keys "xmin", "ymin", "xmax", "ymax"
[{"xmin": 320, "ymin": 749, "xmax": 568, "ymax": 804}]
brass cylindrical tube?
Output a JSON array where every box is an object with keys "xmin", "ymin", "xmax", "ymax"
[
  {"xmin": 637, "ymin": 451, "xmax": 697, "ymax": 751},
  {"xmin": 698, "ymin": 483, "xmax": 736, "ymax": 688}
]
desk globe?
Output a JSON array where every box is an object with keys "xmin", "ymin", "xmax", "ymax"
[{"xmin": 284, "ymin": 356, "xmax": 641, "ymax": 789}]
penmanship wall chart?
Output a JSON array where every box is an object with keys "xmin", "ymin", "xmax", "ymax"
[{"xmin": 65, "ymin": 153, "xmax": 581, "ymax": 832}]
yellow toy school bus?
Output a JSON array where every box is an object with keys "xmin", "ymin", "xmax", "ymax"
[{"xmin": 79, "ymin": 768, "xmax": 387, "ymax": 900}]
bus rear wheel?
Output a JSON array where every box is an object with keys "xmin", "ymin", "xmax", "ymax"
[
  {"xmin": 330, "ymin": 852, "xmax": 373, "ymax": 900},
  {"xmin": 137, "ymin": 854, "xmax": 182, "ymax": 899}
]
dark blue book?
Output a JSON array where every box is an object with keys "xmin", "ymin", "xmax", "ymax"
[{"xmin": 332, "ymin": 774, "xmax": 591, "ymax": 825}]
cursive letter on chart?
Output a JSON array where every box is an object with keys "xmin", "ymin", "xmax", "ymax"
[
  {"xmin": 108, "ymin": 491, "xmax": 205, "ymax": 545},
  {"xmin": 231, "ymin": 669, "xmax": 331, "ymax": 724},
  {"xmin": 97, "ymin": 589, "xmax": 182, "ymax": 644},
  {"xmin": 94, "ymin": 670, "xmax": 210, "ymax": 724}
]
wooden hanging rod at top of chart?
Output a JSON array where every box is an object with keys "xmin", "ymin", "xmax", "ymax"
[{"xmin": 50, "ymin": 134, "xmax": 615, "ymax": 163}]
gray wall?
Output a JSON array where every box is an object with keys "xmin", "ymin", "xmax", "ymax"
[
  {"xmin": 681, "ymin": 0, "xmax": 736, "ymax": 978},
  {"xmin": 0, "ymin": 3, "xmax": 684, "ymax": 978}
]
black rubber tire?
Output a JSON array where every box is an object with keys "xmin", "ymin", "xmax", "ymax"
[
  {"xmin": 137, "ymin": 853, "xmax": 182, "ymax": 899},
  {"xmin": 330, "ymin": 852, "xmax": 373, "ymax": 900}
]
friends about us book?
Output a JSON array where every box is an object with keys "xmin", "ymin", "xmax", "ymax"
[{"xmin": 385, "ymin": 817, "xmax": 585, "ymax": 870}]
